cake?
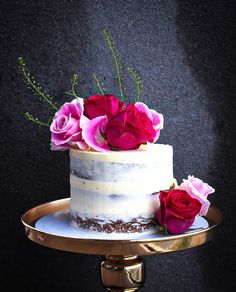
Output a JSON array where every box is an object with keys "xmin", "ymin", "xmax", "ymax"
[
  {"xmin": 19, "ymin": 30, "xmax": 215, "ymax": 236},
  {"xmin": 70, "ymin": 143, "xmax": 175, "ymax": 233}
]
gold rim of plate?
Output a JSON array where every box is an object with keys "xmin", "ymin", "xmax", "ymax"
[{"xmin": 21, "ymin": 198, "xmax": 223, "ymax": 256}]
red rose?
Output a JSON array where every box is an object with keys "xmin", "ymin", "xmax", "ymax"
[
  {"xmin": 84, "ymin": 94, "xmax": 125, "ymax": 119},
  {"xmin": 157, "ymin": 189, "xmax": 201, "ymax": 234},
  {"xmin": 105, "ymin": 103, "xmax": 156, "ymax": 150}
]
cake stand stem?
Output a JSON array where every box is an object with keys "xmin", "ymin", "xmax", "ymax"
[{"xmin": 101, "ymin": 255, "xmax": 144, "ymax": 291}]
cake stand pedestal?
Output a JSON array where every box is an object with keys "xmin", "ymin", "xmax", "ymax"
[{"xmin": 21, "ymin": 198, "xmax": 222, "ymax": 291}]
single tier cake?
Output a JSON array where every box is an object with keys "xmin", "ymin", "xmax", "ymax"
[{"xmin": 70, "ymin": 143, "xmax": 175, "ymax": 233}]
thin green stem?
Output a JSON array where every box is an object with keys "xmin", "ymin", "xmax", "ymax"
[
  {"xmin": 127, "ymin": 67, "xmax": 143, "ymax": 102},
  {"xmin": 102, "ymin": 29, "xmax": 124, "ymax": 100},
  {"xmin": 18, "ymin": 57, "xmax": 58, "ymax": 111},
  {"xmin": 92, "ymin": 73, "xmax": 105, "ymax": 94},
  {"xmin": 25, "ymin": 112, "xmax": 50, "ymax": 127},
  {"xmin": 71, "ymin": 74, "xmax": 81, "ymax": 99},
  {"xmin": 65, "ymin": 92, "xmax": 75, "ymax": 97}
]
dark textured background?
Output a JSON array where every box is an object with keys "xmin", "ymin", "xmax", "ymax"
[{"xmin": 1, "ymin": 0, "xmax": 236, "ymax": 291}]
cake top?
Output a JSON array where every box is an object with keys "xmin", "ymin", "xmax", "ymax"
[{"xmin": 70, "ymin": 143, "xmax": 172, "ymax": 163}]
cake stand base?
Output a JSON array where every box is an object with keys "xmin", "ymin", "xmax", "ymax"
[
  {"xmin": 101, "ymin": 255, "xmax": 144, "ymax": 291},
  {"xmin": 21, "ymin": 198, "xmax": 223, "ymax": 291}
]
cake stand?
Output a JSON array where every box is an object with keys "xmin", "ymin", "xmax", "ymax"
[{"xmin": 21, "ymin": 198, "xmax": 222, "ymax": 291}]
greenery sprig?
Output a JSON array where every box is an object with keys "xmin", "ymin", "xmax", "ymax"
[
  {"xmin": 92, "ymin": 72, "xmax": 106, "ymax": 95},
  {"xmin": 66, "ymin": 74, "xmax": 81, "ymax": 99},
  {"xmin": 18, "ymin": 57, "xmax": 58, "ymax": 111},
  {"xmin": 102, "ymin": 29, "xmax": 126, "ymax": 101},
  {"xmin": 19, "ymin": 29, "xmax": 145, "ymax": 129},
  {"xmin": 25, "ymin": 112, "xmax": 50, "ymax": 128},
  {"xmin": 127, "ymin": 67, "xmax": 143, "ymax": 102}
]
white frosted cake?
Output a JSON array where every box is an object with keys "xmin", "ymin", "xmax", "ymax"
[{"xmin": 70, "ymin": 143, "xmax": 175, "ymax": 233}]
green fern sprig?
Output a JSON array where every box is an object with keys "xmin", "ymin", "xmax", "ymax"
[
  {"xmin": 25, "ymin": 112, "xmax": 50, "ymax": 127},
  {"xmin": 66, "ymin": 74, "xmax": 81, "ymax": 99},
  {"xmin": 102, "ymin": 29, "xmax": 125, "ymax": 101},
  {"xmin": 127, "ymin": 67, "xmax": 143, "ymax": 102},
  {"xmin": 18, "ymin": 57, "xmax": 58, "ymax": 111},
  {"xmin": 92, "ymin": 73, "xmax": 107, "ymax": 94}
]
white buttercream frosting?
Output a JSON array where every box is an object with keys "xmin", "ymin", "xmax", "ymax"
[{"xmin": 70, "ymin": 144, "xmax": 174, "ymax": 226}]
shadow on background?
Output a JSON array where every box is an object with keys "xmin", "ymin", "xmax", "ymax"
[{"xmin": 176, "ymin": 1, "xmax": 236, "ymax": 291}]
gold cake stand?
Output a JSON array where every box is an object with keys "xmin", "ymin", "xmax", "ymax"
[{"xmin": 21, "ymin": 198, "xmax": 222, "ymax": 291}]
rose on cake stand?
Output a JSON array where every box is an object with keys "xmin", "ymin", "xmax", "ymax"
[{"xmin": 154, "ymin": 176, "xmax": 215, "ymax": 235}]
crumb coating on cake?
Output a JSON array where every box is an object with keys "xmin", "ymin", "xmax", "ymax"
[{"xmin": 70, "ymin": 144, "xmax": 174, "ymax": 232}]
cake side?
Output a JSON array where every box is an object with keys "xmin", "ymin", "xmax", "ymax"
[{"xmin": 70, "ymin": 143, "xmax": 174, "ymax": 233}]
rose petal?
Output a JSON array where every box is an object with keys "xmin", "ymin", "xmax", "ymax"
[
  {"xmin": 135, "ymin": 102, "xmax": 163, "ymax": 143},
  {"xmin": 63, "ymin": 120, "xmax": 82, "ymax": 140},
  {"xmin": 108, "ymin": 131, "xmax": 142, "ymax": 150},
  {"xmin": 187, "ymin": 175, "xmax": 215, "ymax": 197},
  {"xmin": 50, "ymin": 141, "xmax": 70, "ymax": 151},
  {"xmin": 164, "ymin": 215, "xmax": 195, "ymax": 234},
  {"xmin": 56, "ymin": 99, "xmax": 84, "ymax": 118},
  {"xmin": 79, "ymin": 114, "xmax": 90, "ymax": 129},
  {"xmin": 135, "ymin": 102, "xmax": 153, "ymax": 120},
  {"xmin": 84, "ymin": 94, "xmax": 125, "ymax": 119},
  {"xmin": 179, "ymin": 175, "xmax": 215, "ymax": 216},
  {"xmin": 51, "ymin": 115, "xmax": 78, "ymax": 134},
  {"xmin": 150, "ymin": 109, "xmax": 164, "ymax": 130},
  {"xmin": 82, "ymin": 116, "xmax": 110, "ymax": 152}
]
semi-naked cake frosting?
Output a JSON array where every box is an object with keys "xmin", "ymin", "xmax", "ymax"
[{"xmin": 70, "ymin": 143, "xmax": 174, "ymax": 233}]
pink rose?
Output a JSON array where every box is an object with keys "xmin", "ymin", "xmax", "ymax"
[
  {"xmin": 105, "ymin": 103, "xmax": 156, "ymax": 150},
  {"xmin": 50, "ymin": 99, "xmax": 89, "ymax": 150},
  {"xmin": 84, "ymin": 94, "xmax": 126, "ymax": 119},
  {"xmin": 135, "ymin": 102, "xmax": 164, "ymax": 142},
  {"xmin": 179, "ymin": 175, "xmax": 215, "ymax": 216},
  {"xmin": 157, "ymin": 189, "xmax": 202, "ymax": 234}
]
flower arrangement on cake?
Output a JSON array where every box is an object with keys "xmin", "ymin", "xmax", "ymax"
[
  {"xmin": 18, "ymin": 30, "xmax": 215, "ymax": 235},
  {"xmin": 49, "ymin": 94, "xmax": 163, "ymax": 152}
]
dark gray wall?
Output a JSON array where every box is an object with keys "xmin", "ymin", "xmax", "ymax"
[{"xmin": 1, "ymin": 0, "xmax": 235, "ymax": 291}]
